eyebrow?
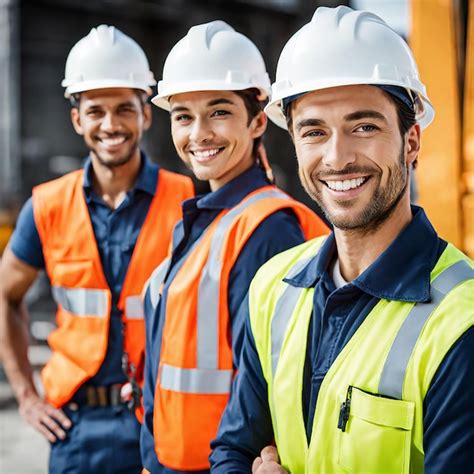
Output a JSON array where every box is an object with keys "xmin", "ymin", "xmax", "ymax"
[
  {"xmin": 170, "ymin": 97, "xmax": 236, "ymax": 115},
  {"xmin": 295, "ymin": 118, "xmax": 326, "ymax": 134},
  {"xmin": 170, "ymin": 105, "xmax": 189, "ymax": 114},
  {"xmin": 343, "ymin": 110, "xmax": 387, "ymax": 123},
  {"xmin": 207, "ymin": 98, "xmax": 235, "ymax": 107},
  {"xmin": 295, "ymin": 110, "xmax": 387, "ymax": 134},
  {"xmin": 84, "ymin": 101, "xmax": 136, "ymax": 111}
]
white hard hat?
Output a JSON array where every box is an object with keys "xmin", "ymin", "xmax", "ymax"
[
  {"xmin": 62, "ymin": 25, "xmax": 156, "ymax": 98},
  {"xmin": 152, "ymin": 20, "xmax": 271, "ymax": 110},
  {"xmin": 265, "ymin": 6, "xmax": 434, "ymax": 130}
]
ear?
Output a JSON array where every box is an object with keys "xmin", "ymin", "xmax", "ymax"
[
  {"xmin": 70, "ymin": 108, "xmax": 84, "ymax": 136},
  {"xmin": 405, "ymin": 123, "xmax": 421, "ymax": 166},
  {"xmin": 250, "ymin": 110, "xmax": 267, "ymax": 139},
  {"xmin": 142, "ymin": 103, "xmax": 152, "ymax": 131}
]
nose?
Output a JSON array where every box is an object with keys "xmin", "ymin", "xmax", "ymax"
[
  {"xmin": 321, "ymin": 132, "xmax": 356, "ymax": 171},
  {"xmin": 189, "ymin": 117, "xmax": 214, "ymax": 143},
  {"xmin": 100, "ymin": 111, "xmax": 120, "ymax": 133}
]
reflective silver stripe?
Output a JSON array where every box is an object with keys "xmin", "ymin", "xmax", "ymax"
[
  {"xmin": 51, "ymin": 286, "xmax": 108, "ymax": 317},
  {"xmin": 197, "ymin": 189, "xmax": 289, "ymax": 369},
  {"xmin": 148, "ymin": 258, "xmax": 171, "ymax": 312},
  {"xmin": 125, "ymin": 296, "xmax": 144, "ymax": 320},
  {"xmin": 271, "ymin": 257, "xmax": 314, "ymax": 377},
  {"xmin": 160, "ymin": 364, "xmax": 233, "ymax": 394},
  {"xmin": 379, "ymin": 260, "xmax": 474, "ymax": 399},
  {"xmin": 148, "ymin": 230, "xmax": 208, "ymax": 313}
]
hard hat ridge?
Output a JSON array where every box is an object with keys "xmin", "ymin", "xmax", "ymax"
[
  {"xmin": 186, "ymin": 20, "xmax": 234, "ymax": 50},
  {"xmin": 90, "ymin": 24, "xmax": 116, "ymax": 46}
]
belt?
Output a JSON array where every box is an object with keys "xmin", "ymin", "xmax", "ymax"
[{"xmin": 71, "ymin": 384, "xmax": 125, "ymax": 408}]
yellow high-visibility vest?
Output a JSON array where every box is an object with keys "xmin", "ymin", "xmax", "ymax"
[{"xmin": 250, "ymin": 236, "xmax": 473, "ymax": 473}]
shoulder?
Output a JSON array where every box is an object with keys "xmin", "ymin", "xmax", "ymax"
[
  {"xmin": 9, "ymin": 197, "xmax": 45, "ymax": 268},
  {"xmin": 32, "ymin": 169, "xmax": 83, "ymax": 201},
  {"xmin": 32, "ymin": 170, "xmax": 84, "ymax": 220}
]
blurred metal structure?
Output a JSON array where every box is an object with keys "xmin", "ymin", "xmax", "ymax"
[
  {"xmin": 12, "ymin": 0, "xmax": 348, "ymax": 203},
  {"xmin": 0, "ymin": 0, "xmax": 20, "ymax": 201}
]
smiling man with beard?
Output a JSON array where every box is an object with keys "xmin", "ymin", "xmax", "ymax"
[
  {"xmin": 210, "ymin": 6, "xmax": 474, "ymax": 474},
  {"xmin": 0, "ymin": 25, "xmax": 193, "ymax": 473}
]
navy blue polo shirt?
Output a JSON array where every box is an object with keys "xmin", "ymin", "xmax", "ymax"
[
  {"xmin": 210, "ymin": 206, "xmax": 474, "ymax": 473},
  {"xmin": 140, "ymin": 166, "xmax": 308, "ymax": 474},
  {"xmin": 10, "ymin": 153, "xmax": 159, "ymax": 387}
]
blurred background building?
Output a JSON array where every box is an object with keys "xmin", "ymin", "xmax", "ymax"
[{"xmin": 0, "ymin": 0, "xmax": 472, "ymax": 472}]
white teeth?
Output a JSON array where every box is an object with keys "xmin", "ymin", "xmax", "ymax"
[
  {"xmin": 192, "ymin": 148, "xmax": 221, "ymax": 158},
  {"xmin": 326, "ymin": 177, "xmax": 366, "ymax": 191},
  {"xmin": 101, "ymin": 136, "xmax": 126, "ymax": 146}
]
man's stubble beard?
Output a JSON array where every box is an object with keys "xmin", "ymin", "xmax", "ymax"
[
  {"xmin": 90, "ymin": 143, "xmax": 138, "ymax": 169},
  {"xmin": 299, "ymin": 146, "xmax": 409, "ymax": 236}
]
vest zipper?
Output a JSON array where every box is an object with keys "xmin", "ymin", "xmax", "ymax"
[{"xmin": 337, "ymin": 385, "xmax": 353, "ymax": 432}]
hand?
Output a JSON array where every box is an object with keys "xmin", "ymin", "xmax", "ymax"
[
  {"xmin": 252, "ymin": 446, "xmax": 288, "ymax": 473},
  {"xmin": 19, "ymin": 394, "xmax": 72, "ymax": 442}
]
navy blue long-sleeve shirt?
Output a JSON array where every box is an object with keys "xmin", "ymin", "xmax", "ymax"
[
  {"xmin": 141, "ymin": 166, "xmax": 309, "ymax": 474},
  {"xmin": 10, "ymin": 153, "xmax": 159, "ymax": 387},
  {"xmin": 210, "ymin": 206, "xmax": 474, "ymax": 473}
]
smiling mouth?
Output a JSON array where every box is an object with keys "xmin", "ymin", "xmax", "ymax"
[
  {"xmin": 191, "ymin": 147, "xmax": 225, "ymax": 161},
  {"xmin": 320, "ymin": 176, "xmax": 370, "ymax": 191},
  {"xmin": 98, "ymin": 135, "xmax": 128, "ymax": 146}
]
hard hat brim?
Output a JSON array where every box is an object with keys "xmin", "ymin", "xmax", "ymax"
[
  {"xmin": 265, "ymin": 82, "xmax": 435, "ymax": 131},
  {"xmin": 152, "ymin": 81, "xmax": 271, "ymax": 111},
  {"xmin": 63, "ymin": 79, "xmax": 154, "ymax": 98}
]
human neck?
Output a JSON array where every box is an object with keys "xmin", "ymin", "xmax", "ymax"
[
  {"xmin": 208, "ymin": 153, "xmax": 254, "ymax": 192},
  {"xmin": 90, "ymin": 151, "xmax": 141, "ymax": 209},
  {"xmin": 334, "ymin": 197, "xmax": 413, "ymax": 282}
]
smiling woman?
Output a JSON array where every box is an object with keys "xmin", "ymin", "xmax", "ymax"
[
  {"xmin": 140, "ymin": 19, "xmax": 329, "ymax": 474},
  {"xmin": 170, "ymin": 90, "xmax": 266, "ymax": 191}
]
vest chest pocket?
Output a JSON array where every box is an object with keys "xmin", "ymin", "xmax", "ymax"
[{"xmin": 338, "ymin": 386, "xmax": 415, "ymax": 474}]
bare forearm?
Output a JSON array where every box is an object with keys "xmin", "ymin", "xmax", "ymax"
[{"xmin": 0, "ymin": 298, "xmax": 37, "ymax": 402}]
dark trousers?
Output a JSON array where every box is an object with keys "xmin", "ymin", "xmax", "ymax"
[{"xmin": 49, "ymin": 405, "xmax": 141, "ymax": 474}]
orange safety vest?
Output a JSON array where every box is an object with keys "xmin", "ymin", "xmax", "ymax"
[
  {"xmin": 149, "ymin": 185, "xmax": 329, "ymax": 470},
  {"xmin": 32, "ymin": 167, "xmax": 194, "ymax": 411}
]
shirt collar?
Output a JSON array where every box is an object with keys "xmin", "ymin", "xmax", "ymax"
[
  {"xmin": 286, "ymin": 206, "xmax": 442, "ymax": 303},
  {"xmin": 82, "ymin": 151, "xmax": 158, "ymax": 202},
  {"xmin": 193, "ymin": 166, "xmax": 270, "ymax": 210}
]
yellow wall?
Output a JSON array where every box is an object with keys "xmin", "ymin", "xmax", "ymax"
[{"xmin": 410, "ymin": 0, "xmax": 463, "ymax": 248}]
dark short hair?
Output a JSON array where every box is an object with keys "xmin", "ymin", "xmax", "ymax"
[
  {"xmin": 383, "ymin": 91, "xmax": 417, "ymax": 137},
  {"xmin": 233, "ymin": 88, "xmax": 267, "ymax": 159}
]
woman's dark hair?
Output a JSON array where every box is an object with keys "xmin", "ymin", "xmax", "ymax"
[{"xmin": 233, "ymin": 88, "xmax": 267, "ymax": 159}]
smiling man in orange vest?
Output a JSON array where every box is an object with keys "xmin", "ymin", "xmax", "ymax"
[{"xmin": 0, "ymin": 25, "xmax": 193, "ymax": 473}]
